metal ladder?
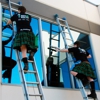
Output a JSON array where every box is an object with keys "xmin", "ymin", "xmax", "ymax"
[
  {"xmin": 46, "ymin": 24, "xmax": 61, "ymax": 86},
  {"xmin": 7, "ymin": 0, "xmax": 46, "ymax": 100},
  {"xmin": 54, "ymin": 14, "xmax": 88, "ymax": 100},
  {"xmin": 49, "ymin": 23, "xmax": 60, "ymax": 66}
]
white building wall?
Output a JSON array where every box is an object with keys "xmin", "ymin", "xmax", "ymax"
[
  {"xmin": 89, "ymin": 33, "xmax": 100, "ymax": 87},
  {"xmin": 84, "ymin": 2, "xmax": 100, "ymax": 24},
  {"xmin": 98, "ymin": 5, "xmax": 100, "ymax": 16},
  {"xmin": 36, "ymin": 0, "xmax": 100, "ymax": 25},
  {"xmin": 1, "ymin": 84, "xmax": 100, "ymax": 100}
]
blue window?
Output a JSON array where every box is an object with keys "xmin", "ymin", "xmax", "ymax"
[{"xmin": 2, "ymin": 8, "xmax": 99, "ymax": 91}]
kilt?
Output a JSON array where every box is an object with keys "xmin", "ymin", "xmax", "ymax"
[
  {"xmin": 72, "ymin": 62, "xmax": 96, "ymax": 79},
  {"xmin": 13, "ymin": 31, "xmax": 38, "ymax": 51}
]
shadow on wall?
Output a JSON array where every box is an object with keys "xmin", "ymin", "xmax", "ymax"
[{"xmin": 2, "ymin": 25, "xmax": 17, "ymax": 83}]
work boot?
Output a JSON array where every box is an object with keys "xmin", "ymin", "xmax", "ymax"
[
  {"xmin": 22, "ymin": 57, "xmax": 29, "ymax": 71},
  {"xmin": 28, "ymin": 55, "xmax": 34, "ymax": 61},
  {"xmin": 28, "ymin": 52, "xmax": 34, "ymax": 62},
  {"xmin": 88, "ymin": 93, "xmax": 97, "ymax": 99},
  {"xmin": 28, "ymin": 49, "xmax": 37, "ymax": 61},
  {"xmin": 87, "ymin": 81, "xmax": 97, "ymax": 99},
  {"xmin": 23, "ymin": 63, "xmax": 28, "ymax": 71}
]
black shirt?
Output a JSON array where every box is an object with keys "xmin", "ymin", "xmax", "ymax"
[
  {"xmin": 68, "ymin": 47, "xmax": 89, "ymax": 62},
  {"xmin": 11, "ymin": 13, "xmax": 32, "ymax": 32}
]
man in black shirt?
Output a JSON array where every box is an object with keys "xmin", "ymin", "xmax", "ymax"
[
  {"xmin": 56, "ymin": 41, "xmax": 97, "ymax": 99},
  {"xmin": 7, "ymin": 6, "xmax": 38, "ymax": 71}
]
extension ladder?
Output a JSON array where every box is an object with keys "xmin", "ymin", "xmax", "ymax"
[
  {"xmin": 6, "ymin": 0, "xmax": 46, "ymax": 100},
  {"xmin": 49, "ymin": 23, "xmax": 60, "ymax": 66},
  {"xmin": 54, "ymin": 14, "xmax": 88, "ymax": 100}
]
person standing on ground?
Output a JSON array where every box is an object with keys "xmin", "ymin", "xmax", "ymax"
[
  {"xmin": 7, "ymin": 6, "xmax": 38, "ymax": 71},
  {"xmin": 56, "ymin": 41, "xmax": 97, "ymax": 99}
]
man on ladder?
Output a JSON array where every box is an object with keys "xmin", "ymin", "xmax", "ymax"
[
  {"xmin": 6, "ymin": 2, "xmax": 45, "ymax": 100},
  {"xmin": 56, "ymin": 41, "xmax": 97, "ymax": 99},
  {"xmin": 7, "ymin": 6, "xmax": 38, "ymax": 71}
]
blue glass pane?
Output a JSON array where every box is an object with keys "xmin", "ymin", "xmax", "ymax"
[
  {"xmin": 31, "ymin": 18, "xmax": 39, "ymax": 35},
  {"xmin": 52, "ymin": 24, "xmax": 59, "ymax": 33},
  {"xmin": 42, "ymin": 21, "xmax": 50, "ymax": 32},
  {"xmin": 61, "ymin": 61, "xmax": 71, "ymax": 88}
]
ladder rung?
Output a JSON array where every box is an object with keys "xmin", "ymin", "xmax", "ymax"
[
  {"xmin": 61, "ymin": 31, "xmax": 68, "ymax": 34},
  {"xmin": 52, "ymin": 33, "xmax": 59, "ymax": 39},
  {"xmin": 10, "ymin": 1, "xmax": 21, "ymax": 6},
  {"xmin": 58, "ymin": 18, "xmax": 66, "ymax": 22},
  {"xmin": 51, "ymin": 38, "xmax": 59, "ymax": 41},
  {"xmin": 29, "ymin": 94, "xmax": 42, "ymax": 96},
  {"xmin": 28, "ymin": 60, "xmax": 34, "ymax": 63},
  {"xmin": 52, "ymin": 55, "xmax": 59, "ymax": 57},
  {"xmin": 26, "ymin": 82, "xmax": 39, "ymax": 85},
  {"xmin": 24, "ymin": 70, "xmax": 37, "ymax": 74},
  {"xmin": 66, "ymin": 38, "xmax": 73, "ymax": 41},
  {"xmin": 51, "ymin": 30, "xmax": 59, "ymax": 33}
]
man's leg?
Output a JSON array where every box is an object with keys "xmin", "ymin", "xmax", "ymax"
[
  {"xmin": 71, "ymin": 71, "xmax": 89, "ymax": 86},
  {"xmin": 21, "ymin": 45, "xmax": 28, "ymax": 71},
  {"xmin": 28, "ymin": 48, "xmax": 37, "ymax": 61},
  {"xmin": 87, "ymin": 77, "xmax": 97, "ymax": 99}
]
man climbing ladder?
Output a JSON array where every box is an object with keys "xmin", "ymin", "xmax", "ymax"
[
  {"xmin": 54, "ymin": 14, "xmax": 98, "ymax": 100},
  {"xmin": 56, "ymin": 41, "xmax": 97, "ymax": 99},
  {"xmin": 6, "ymin": 0, "xmax": 46, "ymax": 100},
  {"xmin": 7, "ymin": 6, "xmax": 38, "ymax": 70}
]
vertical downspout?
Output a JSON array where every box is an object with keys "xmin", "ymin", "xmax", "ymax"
[{"xmin": 38, "ymin": 18, "xmax": 47, "ymax": 86}]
